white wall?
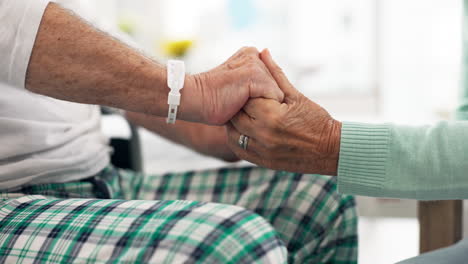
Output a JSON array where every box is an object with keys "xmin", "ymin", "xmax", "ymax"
[{"xmin": 379, "ymin": 0, "xmax": 462, "ymax": 124}]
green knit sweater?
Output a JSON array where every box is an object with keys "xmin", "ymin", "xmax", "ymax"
[{"xmin": 337, "ymin": 2, "xmax": 468, "ymax": 200}]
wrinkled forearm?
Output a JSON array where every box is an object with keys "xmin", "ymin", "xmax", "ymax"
[
  {"xmin": 25, "ymin": 2, "xmax": 201, "ymax": 121},
  {"xmin": 126, "ymin": 112, "xmax": 239, "ymax": 162}
]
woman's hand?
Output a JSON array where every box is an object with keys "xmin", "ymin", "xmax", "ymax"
[
  {"xmin": 126, "ymin": 112, "xmax": 239, "ymax": 162},
  {"xmin": 193, "ymin": 125, "xmax": 240, "ymax": 162},
  {"xmin": 226, "ymin": 49, "xmax": 342, "ymax": 175},
  {"xmin": 185, "ymin": 47, "xmax": 284, "ymax": 125}
]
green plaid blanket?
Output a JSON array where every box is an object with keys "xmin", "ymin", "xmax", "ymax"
[{"xmin": 0, "ymin": 166, "xmax": 357, "ymax": 263}]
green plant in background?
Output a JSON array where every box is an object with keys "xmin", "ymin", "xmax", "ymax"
[
  {"xmin": 118, "ymin": 16, "xmax": 137, "ymax": 36},
  {"xmin": 161, "ymin": 40, "xmax": 194, "ymax": 58}
]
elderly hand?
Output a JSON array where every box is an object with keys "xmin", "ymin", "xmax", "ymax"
[
  {"xmin": 186, "ymin": 47, "xmax": 284, "ymax": 125},
  {"xmin": 226, "ymin": 49, "xmax": 342, "ymax": 175}
]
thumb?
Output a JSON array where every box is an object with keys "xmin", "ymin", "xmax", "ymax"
[{"xmin": 260, "ymin": 49, "xmax": 297, "ymax": 98}]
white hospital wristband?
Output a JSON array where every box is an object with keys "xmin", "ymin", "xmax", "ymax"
[{"xmin": 166, "ymin": 60, "xmax": 185, "ymax": 124}]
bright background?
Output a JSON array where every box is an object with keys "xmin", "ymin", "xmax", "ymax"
[{"xmin": 67, "ymin": 0, "xmax": 466, "ymax": 263}]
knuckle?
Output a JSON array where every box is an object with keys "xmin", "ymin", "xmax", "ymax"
[
  {"xmin": 226, "ymin": 61, "xmax": 235, "ymax": 70},
  {"xmin": 242, "ymin": 46, "xmax": 258, "ymax": 54},
  {"xmin": 239, "ymin": 47, "xmax": 260, "ymax": 61},
  {"xmin": 266, "ymin": 112, "xmax": 282, "ymax": 129}
]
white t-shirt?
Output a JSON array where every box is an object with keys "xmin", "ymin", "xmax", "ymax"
[{"xmin": 0, "ymin": 0, "xmax": 110, "ymax": 188}]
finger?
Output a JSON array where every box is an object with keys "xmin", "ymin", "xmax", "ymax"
[
  {"xmin": 230, "ymin": 46, "xmax": 260, "ymax": 62},
  {"xmin": 226, "ymin": 123, "xmax": 261, "ymax": 156},
  {"xmin": 240, "ymin": 46, "xmax": 260, "ymax": 56},
  {"xmin": 225, "ymin": 47, "xmax": 261, "ymax": 70},
  {"xmin": 227, "ymin": 46, "xmax": 258, "ymax": 60},
  {"xmin": 260, "ymin": 49, "xmax": 297, "ymax": 97},
  {"xmin": 253, "ymin": 53, "xmax": 275, "ymax": 79},
  {"xmin": 242, "ymin": 98, "xmax": 281, "ymax": 119},
  {"xmin": 230, "ymin": 110, "xmax": 255, "ymax": 136}
]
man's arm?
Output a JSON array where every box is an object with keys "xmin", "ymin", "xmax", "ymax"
[
  {"xmin": 23, "ymin": 3, "xmax": 284, "ymax": 125},
  {"xmin": 25, "ymin": 3, "xmax": 200, "ymax": 122},
  {"xmin": 126, "ymin": 112, "xmax": 239, "ymax": 162}
]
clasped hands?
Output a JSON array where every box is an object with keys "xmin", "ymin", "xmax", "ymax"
[{"xmin": 189, "ymin": 47, "xmax": 341, "ymax": 176}]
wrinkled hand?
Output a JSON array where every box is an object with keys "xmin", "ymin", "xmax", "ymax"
[
  {"xmin": 226, "ymin": 49, "xmax": 342, "ymax": 175},
  {"xmin": 192, "ymin": 125, "xmax": 240, "ymax": 162},
  {"xmin": 187, "ymin": 47, "xmax": 284, "ymax": 125}
]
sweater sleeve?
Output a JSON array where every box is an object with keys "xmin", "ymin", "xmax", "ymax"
[
  {"xmin": 337, "ymin": 121, "xmax": 468, "ymax": 200},
  {"xmin": 0, "ymin": 0, "xmax": 50, "ymax": 88},
  {"xmin": 337, "ymin": 1, "xmax": 468, "ymax": 200}
]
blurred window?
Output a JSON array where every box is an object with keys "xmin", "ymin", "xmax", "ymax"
[{"xmin": 96, "ymin": 0, "xmax": 460, "ymax": 118}]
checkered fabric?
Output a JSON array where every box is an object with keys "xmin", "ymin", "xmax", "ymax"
[{"xmin": 0, "ymin": 166, "xmax": 357, "ymax": 263}]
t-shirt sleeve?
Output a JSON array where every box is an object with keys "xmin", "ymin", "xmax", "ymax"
[{"xmin": 0, "ymin": 0, "xmax": 51, "ymax": 88}]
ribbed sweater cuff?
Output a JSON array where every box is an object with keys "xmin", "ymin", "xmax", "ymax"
[{"xmin": 337, "ymin": 122, "xmax": 391, "ymax": 197}]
